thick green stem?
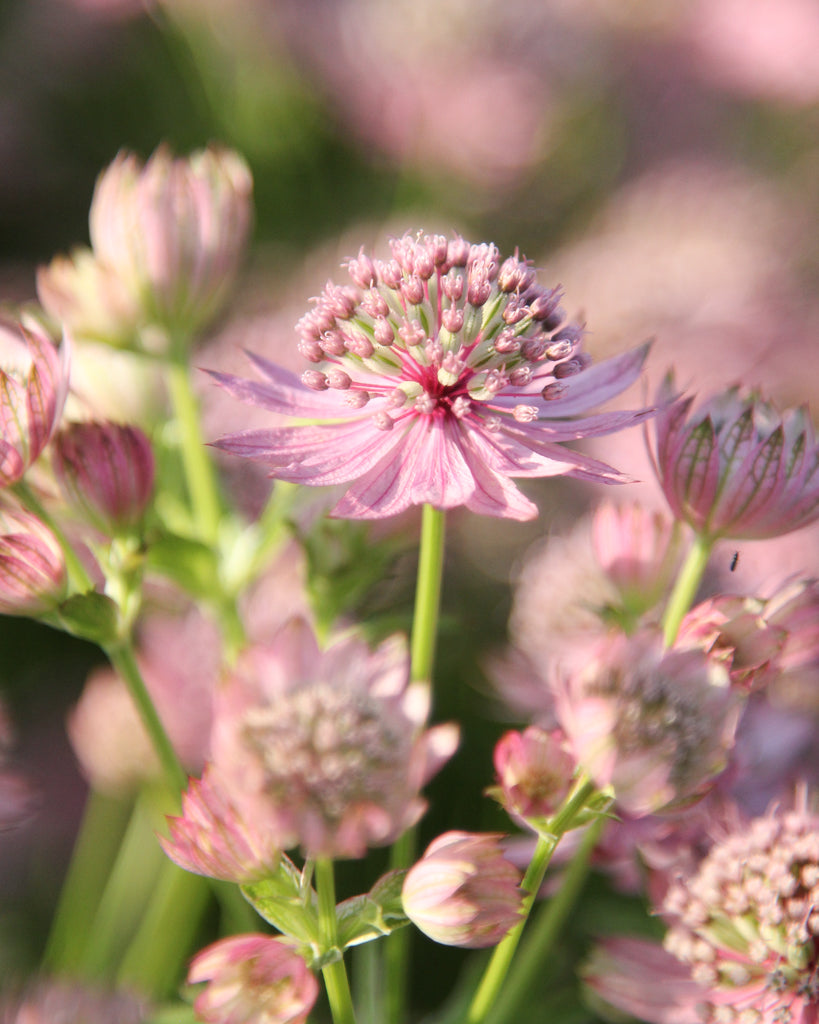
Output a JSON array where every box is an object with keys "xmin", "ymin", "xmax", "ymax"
[
  {"xmin": 466, "ymin": 777, "xmax": 597, "ymax": 1024},
  {"xmin": 43, "ymin": 789, "xmax": 132, "ymax": 973},
  {"xmin": 410, "ymin": 504, "xmax": 446, "ymax": 685},
  {"xmin": 105, "ymin": 641, "xmax": 187, "ymax": 795},
  {"xmin": 165, "ymin": 357, "xmax": 222, "ymax": 545},
  {"xmin": 316, "ymin": 859, "xmax": 357, "ymax": 1024},
  {"xmin": 482, "ymin": 817, "xmax": 604, "ymax": 1024},
  {"xmin": 661, "ymin": 533, "xmax": 713, "ymax": 646}
]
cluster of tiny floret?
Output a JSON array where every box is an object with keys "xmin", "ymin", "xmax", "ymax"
[
  {"xmin": 243, "ymin": 681, "xmax": 409, "ymax": 822},
  {"xmin": 663, "ymin": 808, "xmax": 819, "ymax": 1021},
  {"xmin": 295, "ymin": 232, "xmax": 590, "ymax": 431}
]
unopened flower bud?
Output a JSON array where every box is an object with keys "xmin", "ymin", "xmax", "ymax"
[
  {"xmin": 0, "ymin": 508, "xmax": 67, "ymax": 616},
  {"xmin": 491, "ymin": 726, "xmax": 575, "ymax": 825},
  {"xmin": 53, "ymin": 421, "xmax": 155, "ymax": 534},
  {"xmin": 402, "ymin": 831, "xmax": 522, "ymax": 948}
]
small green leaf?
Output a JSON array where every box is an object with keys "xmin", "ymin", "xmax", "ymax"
[
  {"xmin": 336, "ymin": 869, "xmax": 410, "ymax": 950},
  {"xmin": 146, "ymin": 534, "xmax": 220, "ymax": 599},
  {"xmin": 241, "ymin": 858, "xmax": 320, "ymax": 948},
  {"xmin": 57, "ymin": 592, "xmax": 120, "ymax": 644}
]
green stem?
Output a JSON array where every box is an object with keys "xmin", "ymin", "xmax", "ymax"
[
  {"xmin": 12, "ymin": 479, "xmax": 93, "ymax": 592},
  {"xmin": 661, "ymin": 533, "xmax": 713, "ymax": 646},
  {"xmin": 482, "ymin": 816, "xmax": 604, "ymax": 1024},
  {"xmin": 116, "ymin": 859, "xmax": 211, "ymax": 999},
  {"xmin": 43, "ymin": 789, "xmax": 132, "ymax": 973},
  {"xmin": 105, "ymin": 641, "xmax": 187, "ymax": 795},
  {"xmin": 316, "ymin": 859, "xmax": 357, "ymax": 1024},
  {"xmin": 165, "ymin": 357, "xmax": 222, "ymax": 545},
  {"xmin": 386, "ymin": 504, "xmax": 447, "ymax": 1024},
  {"xmin": 410, "ymin": 504, "xmax": 446, "ymax": 685},
  {"xmin": 466, "ymin": 777, "xmax": 596, "ymax": 1024}
]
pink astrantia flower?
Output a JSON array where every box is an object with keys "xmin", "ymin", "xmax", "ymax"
[
  {"xmin": 0, "ymin": 320, "xmax": 70, "ymax": 488},
  {"xmin": 586, "ymin": 792, "xmax": 819, "ymax": 1024},
  {"xmin": 38, "ymin": 145, "xmax": 253, "ymax": 349},
  {"xmin": 189, "ymin": 934, "xmax": 318, "ymax": 1024},
  {"xmin": 53, "ymin": 420, "xmax": 155, "ymax": 534},
  {"xmin": 211, "ymin": 232, "xmax": 652, "ymax": 520},
  {"xmin": 161, "ymin": 767, "xmax": 281, "ymax": 883},
  {"xmin": 0, "ymin": 979, "xmax": 148, "ymax": 1024},
  {"xmin": 402, "ymin": 831, "xmax": 522, "ymax": 948},
  {"xmin": 209, "ymin": 618, "xmax": 458, "ymax": 859},
  {"xmin": 0, "ymin": 507, "xmax": 67, "ymax": 616},
  {"xmin": 651, "ymin": 375, "xmax": 819, "ymax": 540},
  {"xmin": 489, "ymin": 726, "xmax": 575, "ymax": 826},
  {"xmin": 553, "ymin": 628, "xmax": 743, "ymax": 816}
]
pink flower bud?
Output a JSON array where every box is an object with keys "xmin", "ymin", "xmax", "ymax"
[
  {"xmin": 0, "ymin": 320, "xmax": 69, "ymax": 487},
  {"xmin": 0, "ymin": 508, "xmax": 67, "ymax": 616},
  {"xmin": 491, "ymin": 726, "xmax": 575, "ymax": 824},
  {"xmin": 402, "ymin": 831, "xmax": 522, "ymax": 948},
  {"xmin": 652, "ymin": 376, "xmax": 819, "ymax": 540},
  {"xmin": 189, "ymin": 934, "xmax": 318, "ymax": 1024},
  {"xmin": 52, "ymin": 420, "xmax": 155, "ymax": 534}
]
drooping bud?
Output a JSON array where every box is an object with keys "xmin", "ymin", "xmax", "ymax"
[
  {"xmin": 52, "ymin": 420, "xmax": 155, "ymax": 534},
  {"xmin": 402, "ymin": 831, "xmax": 522, "ymax": 948}
]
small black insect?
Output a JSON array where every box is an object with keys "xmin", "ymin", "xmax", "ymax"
[{"xmin": 730, "ymin": 551, "xmax": 739, "ymax": 572}]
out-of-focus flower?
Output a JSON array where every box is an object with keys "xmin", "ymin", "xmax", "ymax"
[
  {"xmin": 0, "ymin": 700, "xmax": 38, "ymax": 831},
  {"xmin": 68, "ymin": 605, "xmax": 220, "ymax": 793},
  {"xmin": 52, "ymin": 420, "xmax": 155, "ymax": 534},
  {"xmin": 209, "ymin": 617, "xmax": 458, "ymax": 859},
  {"xmin": 0, "ymin": 507, "xmax": 67, "ymax": 616},
  {"xmin": 37, "ymin": 145, "xmax": 253, "ymax": 350},
  {"xmin": 402, "ymin": 831, "xmax": 522, "ymax": 948},
  {"xmin": 586, "ymin": 792, "xmax": 819, "ymax": 1024},
  {"xmin": 0, "ymin": 979, "xmax": 148, "ymax": 1023},
  {"xmin": 553, "ymin": 629, "xmax": 742, "ymax": 816},
  {"xmin": 652, "ymin": 378, "xmax": 819, "ymax": 541},
  {"xmin": 211, "ymin": 232, "xmax": 652, "ymax": 521},
  {"xmin": 489, "ymin": 726, "xmax": 575, "ymax": 826},
  {"xmin": 161, "ymin": 767, "xmax": 280, "ymax": 883},
  {"xmin": 189, "ymin": 934, "xmax": 317, "ymax": 1024},
  {"xmin": 508, "ymin": 501, "xmax": 678, "ymax": 679},
  {"xmin": 0, "ymin": 320, "xmax": 70, "ymax": 488}
]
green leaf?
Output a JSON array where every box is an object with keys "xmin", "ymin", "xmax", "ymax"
[
  {"xmin": 57, "ymin": 592, "xmax": 120, "ymax": 645},
  {"xmin": 241, "ymin": 858, "xmax": 320, "ymax": 948},
  {"xmin": 336, "ymin": 869, "xmax": 410, "ymax": 950},
  {"xmin": 146, "ymin": 533, "xmax": 220, "ymax": 599}
]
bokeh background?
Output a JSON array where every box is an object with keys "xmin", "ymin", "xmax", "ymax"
[{"xmin": 3, "ymin": 0, "xmax": 819, "ymax": 1019}]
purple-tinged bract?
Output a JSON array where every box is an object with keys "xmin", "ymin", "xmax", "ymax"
[
  {"xmin": 211, "ymin": 232, "xmax": 652, "ymax": 520},
  {"xmin": 652, "ymin": 374, "xmax": 819, "ymax": 540},
  {"xmin": 0, "ymin": 508, "xmax": 67, "ymax": 617}
]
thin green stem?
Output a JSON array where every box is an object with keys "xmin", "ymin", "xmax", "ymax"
[
  {"xmin": 165, "ymin": 357, "xmax": 222, "ymax": 545},
  {"xmin": 43, "ymin": 789, "xmax": 132, "ymax": 973},
  {"xmin": 410, "ymin": 504, "xmax": 447, "ymax": 685},
  {"xmin": 12, "ymin": 479, "xmax": 93, "ymax": 592},
  {"xmin": 105, "ymin": 641, "xmax": 187, "ymax": 795},
  {"xmin": 316, "ymin": 859, "xmax": 357, "ymax": 1024},
  {"xmin": 483, "ymin": 816, "xmax": 604, "ymax": 1024},
  {"xmin": 466, "ymin": 776, "xmax": 596, "ymax": 1024},
  {"xmin": 661, "ymin": 533, "xmax": 713, "ymax": 647}
]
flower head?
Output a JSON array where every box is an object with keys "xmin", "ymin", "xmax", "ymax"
[
  {"xmin": 188, "ymin": 934, "xmax": 318, "ymax": 1024},
  {"xmin": 211, "ymin": 232, "xmax": 652, "ymax": 520},
  {"xmin": 588, "ymin": 793, "xmax": 819, "ymax": 1023},
  {"xmin": 52, "ymin": 420, "xmax": 155, "ymax": 534},
  {"xmin": 161, "ymin": 768, "xmax": 280, "ymax": 883},
  {"xmin": 38, "ymin": 145, "xmax": 253, "ymax": 349},
  {"xmin": 489, "ymin": 726, "xmax": 575, "ymax": 826},
  {"xmin": 0, "ymin": 508, "xmax": 67, "ymax": 616},
  {"xmin": 553, "ymin": 629, "xmax": 742, "ymax": 816},
  {"xmin": 209, "ymin": 618, "xmax": 458, "ymax": 859},
  {"xmin": 652, "ymin": 375, "xmax": 819, "ymax": 540},
  {"xmin": 0, "ymin": 980, "xmax": 148, "ymax": 1024},
  {"xmin": 0, "ymin": 320, "xmax": 69, "ymax": 488},
  {"xmin": 402, "ymin": 831, "xmax": 522, "ymax": 948}
]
